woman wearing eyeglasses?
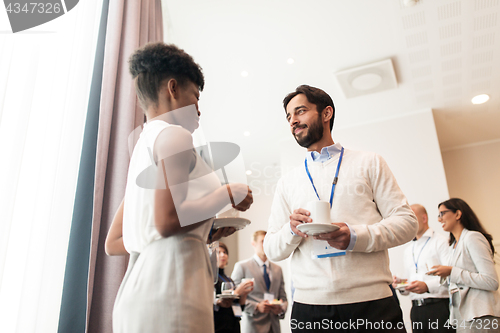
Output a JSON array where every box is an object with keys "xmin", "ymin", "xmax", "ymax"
[{"xmin": 428, "ymin": 198, "xmax": 500, "ymax": 332}]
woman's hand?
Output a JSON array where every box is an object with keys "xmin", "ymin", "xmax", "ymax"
[
  {"xmin": 427, "ymin": 265, "xmax": 452, "ymax": 278},
  {"xmin": 216, "ymin": 298, "xmax": 233, "ymax": 308},
  {"xmin": 226, "ymin": 184, "xmax": 253, "ymax": 211},
  {"xmin": 209, "ymin": 227, "xmax": 237, "ymax": 243}
]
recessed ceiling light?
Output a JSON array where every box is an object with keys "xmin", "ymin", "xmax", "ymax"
[
  {"xmin": 471, "ymin": 94, "xmax": 489, "ymax": 105},
  {"xmin": 404, "ymin": 0, "xmax": 418, "ymax": 6},
  {"xmin": 287, "ymin": 58, "xmax": 294, "ymax": 64},
  {"xmin": 246, "ymin": 170, "xmax": 252, "ymax": 175},
  {"xmin": 241, "ymin": 71, "xmax": 249, "ymax": 77},
  {"xmin": 244, "ymin": 131, "xmax": 250, "ymax": 136}
]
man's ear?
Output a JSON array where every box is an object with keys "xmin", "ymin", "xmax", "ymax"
[{"xmin": 323, "ymin": 106, "xmax": 333, "ymax": 123}]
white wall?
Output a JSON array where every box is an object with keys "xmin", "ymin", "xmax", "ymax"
[
  {"xmin": 441, "ymin": 139, "xmax": 500, "ymax": 277},
  {"xmin": 441, "ymin": 140, "xmax": 500, "ymax": 241}
]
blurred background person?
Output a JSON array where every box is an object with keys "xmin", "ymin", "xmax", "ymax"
[
  {"xmin": 394, "ymin": 204, "xmax": 454, "ymax": 333},
  {"xmin": 215, "ymin": 242, "xmax": 254, "ymax": 333},
  {"xmin": 232, "ymin": 230, "xmax": 288, "ymax": 333}
]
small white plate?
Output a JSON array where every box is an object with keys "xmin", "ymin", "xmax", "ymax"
[
  {"xmin": 395, "ymin": 283, "xmax": 408, "ymax": 291},
  {"xmin": 296, "ymin": 223, "xmax": 340, "ymax": 236},
  {"xmin": 213, "ymin": 217, "xmax": 251, "ymax": 231},
  {"xmin": 216, "ymin": 294, "xmax": 240, "ymax": 299}
]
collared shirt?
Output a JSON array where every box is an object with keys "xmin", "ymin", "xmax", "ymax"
[
  {"xmin": 253, "ymin": 254, "xmax": 272, "ymax": 282},
  {"xmin": 402, "ymin": 228, "xmax": 451, "ymax": 300},
  {"xmin": 306, "ymin": 142, "xmax": 343, "ymax": 163},
  {"xmin": 292, "ymin": 143, "xmax": 357, "ymax": 250}
]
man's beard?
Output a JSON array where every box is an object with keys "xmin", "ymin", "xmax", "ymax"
[{"xmin": 293, "ymin": 114, "xmax": 324, "ymax": 148}]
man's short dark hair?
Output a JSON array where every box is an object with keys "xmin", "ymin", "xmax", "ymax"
[
  {"xmin": 129, "ymin": 42, "xmax": 204, "ymax": 110},
  {"xmin": 283, "ymin": 85, "xmax": 335, "ymax": 131}
]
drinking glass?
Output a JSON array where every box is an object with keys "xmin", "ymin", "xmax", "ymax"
[{"xmin": 221, "ymin": 281, "xmax": 235, "ymax": 295}]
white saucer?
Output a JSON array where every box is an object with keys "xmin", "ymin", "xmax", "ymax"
[
  {"xmin": 213, "ymin": 217, "xmax": 251, "ymax": 230},
  {"xmin": 296, "ymin": 223, "xmax": 340, "ymax": 236},
  {"xmin": 395, "ymin": 283, "xmax": 408, "ymax": 291},
  {"xmin": 216, "ymin": 294, "xmax": 240, "ymax": 299}
]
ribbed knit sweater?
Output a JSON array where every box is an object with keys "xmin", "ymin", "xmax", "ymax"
[{"xmin": 264, "ymin": 147, "xmax": 418, "ymax": 305}]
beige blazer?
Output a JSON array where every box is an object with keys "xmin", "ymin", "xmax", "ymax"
[
  {"xmin": 232, "ymin": 258, "xmax": 288, "ymax": 333},
  {"xmin": 449, "ymin": 229, "xmax": 500, "ymax": 321}
]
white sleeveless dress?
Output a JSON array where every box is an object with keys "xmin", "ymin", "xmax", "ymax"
[{"xmin": 113, "ymin": 120, "xmax": 220, "ymax": 333}]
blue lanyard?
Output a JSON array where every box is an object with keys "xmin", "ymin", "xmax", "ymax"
[
  {"xmin": 412, "ymin": 235, "xmax": 431, "ymax": 273},
  {"xmin": 304, "ymin": 147, "xmax": 344, "ymax": 208},
  {"xmin": 218, "ymin": 273, "xmax": 231, "ymax": 283}
]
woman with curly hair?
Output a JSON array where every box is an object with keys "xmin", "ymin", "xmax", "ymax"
[
  {"xmin": 106, "ymin": 42, "xmax": 253, "ymax": 333},
  {"xmin": 429, "ymin": 198, "xmax": 500, "ymax": 332}
]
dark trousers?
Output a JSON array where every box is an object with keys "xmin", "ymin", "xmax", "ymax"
[
  {"xmin": 291, "ymin": 296, "xmax": 407, "ymax": 333},
  {"xmin": 410, "ymin": 299, "xmax": 455, "ymax": 333}
]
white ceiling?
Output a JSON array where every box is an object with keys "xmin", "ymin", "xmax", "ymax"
[{"xmin": 162, "ymin": 0, "xmax": 500, "ymax": 168}]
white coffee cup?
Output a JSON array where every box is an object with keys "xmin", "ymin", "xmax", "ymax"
[
  {"xmin": 241, "ymin": 278, "xmax": 254, "ymax": 290},
  {"xmin": 426, "ymin": 258, "xmax": 441, "ymax": 272},
  {"xmin": 307, "ymin": 200, "xmax": 331, "ymax": 224}
]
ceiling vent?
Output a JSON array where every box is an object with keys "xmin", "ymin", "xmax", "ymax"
[{"xmin": 334, "ymin": 59, "xmax": 398, "ymax": 99}]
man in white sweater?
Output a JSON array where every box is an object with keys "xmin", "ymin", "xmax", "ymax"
[{"xmin": 263, "ymin": 85, "xmax": 418, "ymax": 332}]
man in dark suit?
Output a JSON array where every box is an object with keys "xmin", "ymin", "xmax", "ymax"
[{"xmin": 232, "ymin": 230, "xmax": 288, "ymax": 333}]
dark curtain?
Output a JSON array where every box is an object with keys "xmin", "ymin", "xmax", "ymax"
[{"xmin": 57, "ymin": 1, "xmax": 111, "ymax": 332}]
